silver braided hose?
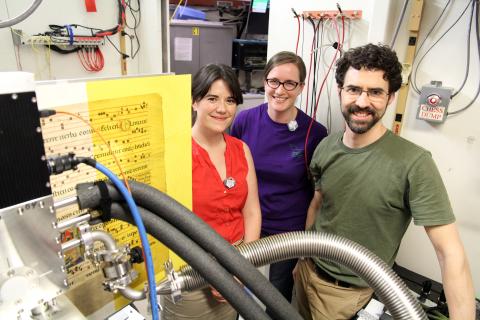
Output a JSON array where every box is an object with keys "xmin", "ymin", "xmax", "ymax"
[{"xmin": 158, "ymin": 231, "xmax": 427, "ymax": 320}]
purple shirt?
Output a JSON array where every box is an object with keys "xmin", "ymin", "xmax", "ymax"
[{"xmin": 231, "ymin": 103, "xmax": 328, "ymax": 234}]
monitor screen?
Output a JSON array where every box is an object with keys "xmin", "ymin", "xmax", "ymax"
[
  {"xmin": 251, "ymin": 0, "xmax": 268, "ymax": 13},
  {"xmin": 247, "ymin": 1, "xmax": 269, "ymax": 35}
]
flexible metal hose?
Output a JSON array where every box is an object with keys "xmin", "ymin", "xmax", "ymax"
[
  {"xmin": 76, "ymin": 181, "xmax": 301, "ymax": 319},
  {"xmin": 111, "ymin": 204, "xmax": 272, "ymax": 320},
  {"xmin": 159, "ymin": 231, "xmax": 427, "ymax": 320}
]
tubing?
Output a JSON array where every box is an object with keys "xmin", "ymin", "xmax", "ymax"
[
  {"xmin": 77, "ymin": 229, "xmax": 148, "ymax": 303},
  {"xmin": 122, "ymin": 181, "xmax": 301, "ymax": 320},
  {"xmin": 56, "ymin": 213, "xmax": 91, "ymax": 230},
  {"xmin": 54, "ymin": 195, "xmax": 79, "ymax": 210},
  {"xmin": 61, "ymin": 230, "xmax": 116, "ymax": 252},
  {"xmin": 61, "ymin": 238, "xmax": 82, "ymax": 252},
  {"xmin": 75, "ymin": 181, "xmax": 302, "ymax": 320},
  {"xmin": 110, "ymin": 203, "xmax": 271, "ymax": 320},
  {"xmin": 163, "ymin": 232, "xmax": 428, "ymax": 320},
  {"xmin": 119, "ymin": 286, "xmax": 146, "ymax": 301},
  {"xmin": 0, "ymin": 0, "xmax": 43, "ymax": 28},
  {"xmin": 89, "ymin": 162, "xmax": 158, "ymax": 320},
  {"xmin": 90, "ymin": 231, "xmax": 117, "ymax": 251}
]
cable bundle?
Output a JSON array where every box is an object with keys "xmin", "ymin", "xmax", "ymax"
[
  {"xmin": 296, "ymin": 12, "xmax": 346, "ymax": 171},
  {"xmin": 408, "ymin": 0, "xmax": 480, "ymax": 115},
  {"xmin": 93, "ymin": 0, "xmax": 126, "ymax": 37},
  {"xmin": 77, "ymin": 46, "xmax": 104, "ymax": 72}
]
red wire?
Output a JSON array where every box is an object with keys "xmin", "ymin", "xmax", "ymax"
[
  {"xmin": 95, "ymin": 0, "xmax": 127, "ymax": 37},
  {"xmin": 304, "ymin": 20, "xmax": 321, "ymax": 114},
  {"xmin": 90, "ymin": 48, "xmax": 96, "ymax": 71},
  {"xmin": 295, "ymin": 14, "xmax": 301, "ymax": 55},
  {"xmin": 77, "ymin": 48, "xmax": 89, "ymax": 71},
  {"xmin": 303, "ymin": 17, "xmax": 342, "ymax": 174},
  {"xmin": 91, "ymin": 47, "xmax": 104, "ymax": 71},
  {"xmin": 117, "ymin": 0, "xmax": 127, "ymax": 33},
  {"xmin": 95, "ymin": 47, "xmax": 105, "ymax": 71},
  {"xmin": 302, "ymin": 17, "xmax": 305, "ymax": 54},
  {"xmin": 77, "ymin": 47, "xmax": 104, "ymax": 72}
]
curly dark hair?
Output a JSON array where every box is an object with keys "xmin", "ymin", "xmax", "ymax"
[{"xmin": 335, "ymin": 43, "xmax": 402, "ymax": 93}]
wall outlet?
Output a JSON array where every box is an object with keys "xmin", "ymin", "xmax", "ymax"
[{"xmin": 302, "ymin": 10, "xmax": 362, "ymax": 20}]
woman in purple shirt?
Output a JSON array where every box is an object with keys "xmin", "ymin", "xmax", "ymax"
[{"xmin": 230, "ymin": 51, "xmax": 327, "ymax": 316}]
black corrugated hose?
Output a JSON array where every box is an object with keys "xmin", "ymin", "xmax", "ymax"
[
  {"xmin": 110, "ymin": 203, "xmax": 270, "ymax": 320},
  {"xmin": 76, "ymin": 181, "xmax": 302, "ymax": 320}
]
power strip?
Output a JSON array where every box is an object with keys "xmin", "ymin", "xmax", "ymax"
[
  {"xmin": 302, "ymin": 10, "xmax": 362, "ymax": 20},
  {"xmin": 23, "ymin": 35, "xmax": 104, "ymax": 46},
  {"xmin": 11, "ymin": 29, "xmax": 104, "ymax": 47}
]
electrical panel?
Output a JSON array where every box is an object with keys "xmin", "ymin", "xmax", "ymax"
[
  {"xmin": 170, "ymin": 21, "xmax": 234, "ymax": 75},
  {"xmin": 417, "ymin": 81, "xmax": 453, "ymax": 123}
]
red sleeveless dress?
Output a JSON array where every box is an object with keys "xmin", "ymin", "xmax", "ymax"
[{"xmin": 192, "ymin": 133, "xmax": 248, "ymax": 244}]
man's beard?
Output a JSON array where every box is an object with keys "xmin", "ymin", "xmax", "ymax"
[{"xmin": 341, "ymin": 103, "xmax": 384, "ymax": 134}]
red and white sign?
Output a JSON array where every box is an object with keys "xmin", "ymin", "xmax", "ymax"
[{"xmin": 418, "ymin": 104, "xmax": 446, "ymax": 122}]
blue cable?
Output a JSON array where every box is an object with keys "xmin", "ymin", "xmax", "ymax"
[{"xmin": 94, "ymin": 162, "xmax": 159, "ymax": 320}]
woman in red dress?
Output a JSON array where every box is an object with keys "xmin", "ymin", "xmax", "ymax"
[{"xmin": 161, "ymin": 64, "xmax": 261, "ymax": 320}]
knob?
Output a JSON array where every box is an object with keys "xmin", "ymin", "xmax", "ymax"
[
  {"xmin": 427, "ymin": 94, "xmax": 440, "ymax": 106},
  {"xmin": 130, "ymin": 246, "xmax": 144, "ymax": 264}
]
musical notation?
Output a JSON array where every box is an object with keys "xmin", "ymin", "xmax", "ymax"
[{"xmin": 40, "ymin": 94, "xmax": 167, "ymax": 289}]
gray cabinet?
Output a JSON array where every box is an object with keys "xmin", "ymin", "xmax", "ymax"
[{"xmin": 170, "ymin": 21, "xmax": 234, "ymax": 75}]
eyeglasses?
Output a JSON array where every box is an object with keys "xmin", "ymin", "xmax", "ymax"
[
  {"xmin": 340, "ymin": 86, "xmax": 390, "ymax": 102},
  {"xmin": 265, "ymin": 78, "xmax": 301, "ymax": 91}
]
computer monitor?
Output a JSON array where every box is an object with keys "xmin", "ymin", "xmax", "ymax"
[
  {"xmin": 247, "ymin": 0, "xmax": 269, "ymax": 35},
  {"xmin": 251, "ymin": 0, "xmax": 268, "ymax": 13}
]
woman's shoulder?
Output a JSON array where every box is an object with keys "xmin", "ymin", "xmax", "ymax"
[
  {"xmin": 236, "ymin": 103, "xmax": 266, "ymax": 120},
  {"xmin": 296, "ymin": 109, "xmax": 328, "ymax": 137},
  {"xmin": 224, "ymin": 133, "xmax": 245, "ymax": 148},
  {"xmin": 224, "ymin": 134, "xmax": 249, "ymax": 166}
]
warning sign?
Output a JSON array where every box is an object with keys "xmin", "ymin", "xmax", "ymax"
[{"xmin": 417, "ymin": 104, "xmax": 446, "ymax": 123}]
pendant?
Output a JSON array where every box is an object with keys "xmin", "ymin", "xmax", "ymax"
[
  {"xmin": 223, "ymin": 177, "xmax": 236, "ymax": 189},
  {"xmin": 287, "ymin": 120, "xmax": 298, "ymax": 132}
]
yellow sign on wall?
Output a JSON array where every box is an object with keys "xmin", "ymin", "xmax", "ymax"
[{"xmin": 37, "ymin": 73, "xmax": 192, "ymax": 315}]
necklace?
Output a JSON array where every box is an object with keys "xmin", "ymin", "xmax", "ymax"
[
  {"xmin": 287, "ymin": 107, "xmax": 298, "ymax": 131},
  {"xmin": 287, "ymin": 119, "xmax": 298, "ymax": 131},
  {"xmin": 223, "ymin": 134, "xmax": 236, "ymax": 189},
  {"xmin": 223, "ymin": 177, "xmax": 236, "ymax": 189}
]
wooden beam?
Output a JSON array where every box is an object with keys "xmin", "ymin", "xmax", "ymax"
[
  {"xmin": 119, "ymin": 28, "xmax": 128, "ymax": 75},
  {"xmin": 392, "ymin": 0, "xmax": 424, "ymax": 135}
]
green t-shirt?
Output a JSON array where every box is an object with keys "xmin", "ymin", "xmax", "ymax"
[{"xmin": 310, "ymin": 130, "xmax": 455, "ymax": 287}]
